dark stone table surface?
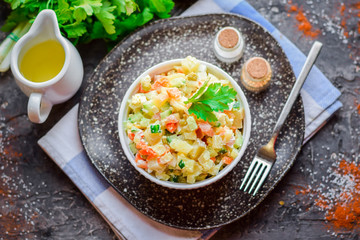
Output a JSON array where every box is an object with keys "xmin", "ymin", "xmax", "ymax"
[{"xmin": 0, "ymin": 0, "xmax": 359, "ymax": 239}]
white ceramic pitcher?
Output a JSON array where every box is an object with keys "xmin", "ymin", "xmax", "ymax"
[{"xmin": 11, "ymin": 9, "xmax": 83, "ymax": 123}]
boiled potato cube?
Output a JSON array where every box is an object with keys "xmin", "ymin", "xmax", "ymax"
[
  {"xmin": 189, "ymin": 141, "xmax": 206, "ymax": 159},
  {"xmin": 152, "ymin": 93, "xmax": 169, "ymax": 108},
  {"xmin": 144, "ymin": 127, "xmax": 162, "ymax": 145},
  {"xmin": 151, "ymin": 143, "xmax": 167, "ymax": 156},
  {"xmin": 181, "ymin": 56, "xmax": 200, "ymax": 74},
  {"xmin": 158, "ymin": 152, "xmax": 174, "ymax": 165},
  {"xmin": 220, "ymin": 127, "xmax": 233, "ymax": 143},
  {"xmin": 230, "ymin": 148, "xmax": 239, "ymax": 159},
  {"xmin": 147, "ymin": 159, "xmax": 165, "ymax": 172},
  {"xmin": 170, "ymin": 139, "xmax": 193, "ymax": 154},
  {"xmin": 210, "ymin": 135, "xmax": 224, "ymax": 149},
  {"xmin": 208, "ymin": 147, "xmax": 218, "ymax": 158},
  {"xmin": 186, "ymin": 116, "xmax": 198, "ymax": 131},
  {"xmin": 184, "ymin": 131, "xmax": 197, "ymax": 140},
  {"xmin": 208, "ymin": 161, "xmax": 224, "ymax": 176},
  {"xmin": 233, "ymin": 108, "xmax": 244, "ymax": 128},
  {"xmin": 170, "ymin": 99, "xmax": 188, "ymax": 112},
  {"xmin": 198, "ymin": 150, "xmax": 210, "ymax": 164},
  {"xmin": 155, "ymin": 171, "xmax": 170, "ymax": 181},
  {"xmin": 201, "ymin": 159, "xmax": 215, "ymax": 172}
]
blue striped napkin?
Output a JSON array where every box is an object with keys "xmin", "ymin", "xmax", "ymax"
[{"xmin": 38, "ymin": 0, "xmax": 342, "ymax": 239}]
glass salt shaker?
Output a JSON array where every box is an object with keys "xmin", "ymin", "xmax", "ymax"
[{"xmin": 213, "ymin": 27, "xmax": 244, "ymax": 63}]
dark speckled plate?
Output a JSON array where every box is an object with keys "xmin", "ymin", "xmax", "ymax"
[{"xmin": 78, "ymin": 14, "xmax": 305, "ymax": 230}]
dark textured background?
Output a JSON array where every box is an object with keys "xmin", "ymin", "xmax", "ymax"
[{"xmin": 0, "ymin": 0, "xmax": 359, "ymax": 239}]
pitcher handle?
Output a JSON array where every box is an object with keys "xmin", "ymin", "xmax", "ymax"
[{"xmin": 28, "ymin": 92, "xmax": 53, "ymax": 123}]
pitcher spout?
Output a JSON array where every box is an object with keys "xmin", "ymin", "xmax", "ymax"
[{"xmin": 27, "ymin": 9, "xmax": 61, "ymax": 40}]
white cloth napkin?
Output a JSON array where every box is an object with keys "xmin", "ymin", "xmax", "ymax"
[
  {"xmin": 38, "ymin": 0, "xmax": 342, "ymax": 239},
  {"xmin": 39, "ymin": 105, "xmax": 211, "ymax": 240}
]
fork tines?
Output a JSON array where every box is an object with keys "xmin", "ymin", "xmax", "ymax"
[{"xmin": 239, "ymin": 157, "xmax": 272, "ymax": 195}]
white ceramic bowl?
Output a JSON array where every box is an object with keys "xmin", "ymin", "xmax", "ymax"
[{"xmin": 118, "ymin": 59, "xmax": 251, "ymax": 189}]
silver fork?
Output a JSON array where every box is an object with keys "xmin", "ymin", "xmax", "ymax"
[{"xmin": 240, "ymin": 41, "xmax": 323, "ymax": 195}]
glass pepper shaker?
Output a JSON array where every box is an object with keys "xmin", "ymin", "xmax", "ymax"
[{"xmin": 240, "ymin": 57, "xmax": 272, "ymax": 93}]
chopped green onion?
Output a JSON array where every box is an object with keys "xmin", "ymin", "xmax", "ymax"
[
  {"xmin": 170, "ymin": 175, "xmax": 179, "ymax": 182},
  {"xmin": 150, "ymin": 124, "xmax": 161, "ymax": 133},
  {"xmin": 215, "ymin": 122, "xmax": 221, "ymax": 127},
  {"xmin": 219, "ymin": 148, "xmax": 227, "ymax": 154},
  {"xmin": 178, "ymin": 160, "xmax": 185, "ymax": 169},
  {"xmin": 166, "ymin": 136, "xmax": 172, "ymax": 143}
]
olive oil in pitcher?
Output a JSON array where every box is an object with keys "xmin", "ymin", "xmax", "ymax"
[{"xmin": 19, "ymin": 40, "xmax": 65, "ymax": 83}]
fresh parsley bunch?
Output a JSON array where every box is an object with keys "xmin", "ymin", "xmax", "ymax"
[{"xmin": 2, "ymin": 0, "xmax": 174, "ymax": 45}]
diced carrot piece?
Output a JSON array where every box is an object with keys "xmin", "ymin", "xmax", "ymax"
[
  {"xmin": 166, "ymin": 123, "xmax": 177, "ymax": 133},
  {"xmin": 136, "ymin": 140, "xmax": 147, "ymax": 150},
  {"xmin": 176, "ymin": 67, "xmax": 184, "ymax": 73},
  {"xmin": 222, "ymin": 156, "xmax": 234, "ymax": 165},
  {"xmin": 166, "ymin": 88, "xmax": 181, "ymax": 99},
  {"xmin": 135, "ymin": 153, "xmax": 143, "ymax": 162},
  {"xmin": 218, "ymin": 127, "xmax": 226, "ymax": 135},
  {"xmin": 139, "ymin": 147, "xmax": 158, "ymax": 160},
  {"xmin": 210, "ymin": 157, "xmax": 216, "ymax": 162},
  {"xmin": 198, "ymin": 122, "xmax": 214, "ymax": 137},
  {"xmin": 136, "ymin": 159, "xmax": 148, "ymax": 169},
  {"xmin": 165, "ymin": 115, "xmax": 179, "ymax": 133},
  {"xmin": 196, "ymin": 128, "xmax": 205, "ymax": 139},
  {"xmin": 128, "ymin": 132, "xmax": 135, "ymax": 141},
  {"xmin": 165, "ymin": 114, "xmax": 179, "ymax": 124},
  {"xmin": 152, "ymin": 77, "xmax": 168, "ymax": 90},
  {"xmin": 224, "ymin": 110, "xmax": 235, "ymax": 119}
]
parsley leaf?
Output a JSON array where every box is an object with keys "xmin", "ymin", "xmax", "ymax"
[
  {"xmin": 94, "ymin": 0, "xmax": 116, "ymax": 34},
  {"xmin": 62, "ymin": 22, "xmax": 87, "ymax": 38},
  {"xmin": 185, "ymin": 82, "xmax": 237, "ymax": 122},
  {"xmin": 188, "ymin": 102, "xmax": 218, "ymax": 122}
]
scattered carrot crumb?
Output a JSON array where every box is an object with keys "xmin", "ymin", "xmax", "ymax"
[
  {"xmin": 289, "ymin": 5, "xmax": 298, "ymax": 12},
  {"xmin": 295, "ymin": 159, "xmax": 360, "ymax": 231},
  {"xmin": 340, "ymin": 3, "xmax": 346, "ymax": 16},
  {"xmin": 287, "ymin": 4, "xmax": 321, "ymax": 38}
]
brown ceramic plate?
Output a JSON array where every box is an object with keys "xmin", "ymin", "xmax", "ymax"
[{"xmin": 78, "ymin": 14, "xmax": 304, "ymax": 230}]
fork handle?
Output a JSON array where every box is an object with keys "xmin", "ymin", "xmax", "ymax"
[{"xmin": 271, "ymin": 41, "xmax": 323, "ymax": 142}]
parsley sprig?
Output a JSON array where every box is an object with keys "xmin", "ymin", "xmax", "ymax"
[{"xmin": 185, "ymin": 80, "xmax": 237, "ymax": 122}]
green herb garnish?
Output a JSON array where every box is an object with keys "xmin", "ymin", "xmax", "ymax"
[
  {"xmin": 166, "ymin": 136, "xmax": 172, "ymax": 143},
  {"xmin": 185, "ymin": 81, "xmax": 237, "ymax": 122},
  {"xmin": 178, "ymin": 160, "xmax": 185, "ymax": 169}
]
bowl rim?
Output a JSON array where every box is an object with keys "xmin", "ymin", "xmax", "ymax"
[{"xmin": 118, "ymin": 58, "xmax": 251, "ymax": 189}]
